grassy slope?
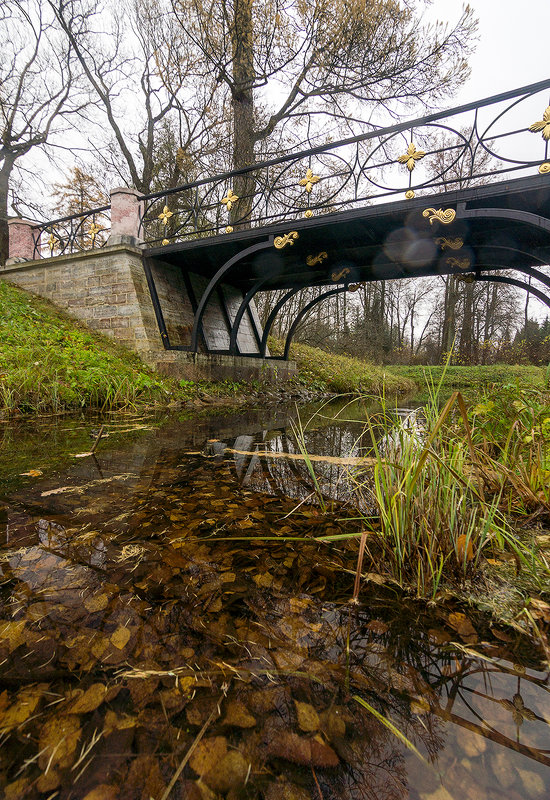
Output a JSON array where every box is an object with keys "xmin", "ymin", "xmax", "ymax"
[
  {"xmin": 279, "ymin": 341, "xmax": 416, "ymax": 394},
  {"xmin": 0, "ymin": 280, "xmax": 182, "ymax": 414},
  {"xmin": 390, "ymin": 364, "xmax": 546, "ymax": 398}
]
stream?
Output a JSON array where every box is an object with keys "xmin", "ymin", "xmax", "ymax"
[{"xmin": 0, "ymin": 401, "xmax": 548, "ymax": 800}]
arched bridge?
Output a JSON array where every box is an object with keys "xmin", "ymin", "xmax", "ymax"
[{"xmin": 23, "ymin": 78, "xmax": 550, "ymax": 360}]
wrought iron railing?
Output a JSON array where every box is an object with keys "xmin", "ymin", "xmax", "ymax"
[
  {"xmin": 28, "ymin": 77, "xmax": 550, "ymax": 258},
  {"xmin": 32, "ymin": 206, "xmax": 110, "ymax": 259},
  {"xmin": 140, "ymin": 77, "xmax": 550, "ymax": 247}
]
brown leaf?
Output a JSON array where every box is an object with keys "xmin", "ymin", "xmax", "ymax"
[
  {"xmin": 529, "ymin": 597, "xmax": 550, "ymax": 623},
  {"xmin": 1, "ymin": 684, "xmax": 47, "ymax": 732},
  {"xmin": 267, "ymin": 731, "xmax": 339, "ymax": 767},
  {"xmin": 190, "ymin": 736, "xmax": 228, "ymax": 776},
  {"xmin": 294, "ymin": 700, "xmax": 320, "ymax": 732},
  {"xmin": 82, "ymin": 786, "xmax": 119, "ymax": 800},
  {"xmin": 447, "ymin": 611, "xmax": 478, "ymax": 643},
  {"xmin": 69, "ymin": 683, "xmax": 108, "ymax": 714},
  {"xmin": 111, "ymin": 626, "xmax": 131, "ymax": 650},
  {"xmin": 84, "ymin": 593, "xmax": 109, "ymax": 613},
  {"xmin": 38, "ymin": 714, "xmax": 81, "ymax": 770},
  {"xmin": 222, "ymin": 700, "xmax": 256, "ymax": 728},
  {"xmin": 456, "ymin": 534, "xmax": 474, "ymax": 563},
  {"xmin": 366, "ymin": 619, "xmax": 389, "ymax": 635},
  {"xmin": 203, "ymin": 751, "xmax": 250, "ymax": 793}
]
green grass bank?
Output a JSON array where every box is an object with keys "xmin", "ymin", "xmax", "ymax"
[{"xmin": 390, "ymin": 363, "xmax": 547, "ymax": 400}]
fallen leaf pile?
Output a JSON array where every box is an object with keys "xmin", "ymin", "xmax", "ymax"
[{"xmin": 0, "ymin": 426, "xmax": 548, "ymax": 799}]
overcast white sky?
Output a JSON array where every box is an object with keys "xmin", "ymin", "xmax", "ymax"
[{"xmin": 437, "ymin": 0, "xmax": 550, "ymax": 105}]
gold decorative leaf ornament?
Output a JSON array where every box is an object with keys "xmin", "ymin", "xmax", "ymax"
[
  {"xmin": 47, "ymin": 233, "xmax": 56, "ymax": 253},
  {"xmin": 299, "ymin": 168, "xmax": 320, "ymax": 193},
  {"xmin": 539, "ymin": 163, "xmax": 550, "ymax": 174},
  {"xmin": 274, "ymin": 231, "xmax": 299, "ymax": 249},
  {"xmin": 222, "ymin": 189, "xmax": 239, "ymax": 210},
  {"xmin": 436, "ymin": 236, "xmax": 463, "ymax": 250},
  {"xmin": 331, "ymin": 267, "xmax": 351, "ymax": 281},
  {"xmin": 529, "ymin": 106, "xmax": 550, "ymax": 140},
  {"xmin": 447, "ymin": 256, "xmax": 470, "ymax": 270},
  {"xmin": 422, "ymin": 207, "xmax": 456, "ymax": 225},
  {"xmin": 398, "ymin": 142, "xmax": 426, "ymax": 172},
  {"xmin": 306, "ymin": 251, "xmax": 328, "ymax": 266},
  {"xmin": 158, "ymin": 205, "xmax": 173, "ymax": 225},
  {"xmin": 89, "ymin": 222, "xmax": 102, "ymax": 245}
]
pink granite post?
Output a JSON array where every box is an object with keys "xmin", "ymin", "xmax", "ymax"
[
  {"xmin": 108, "ymin": 187, "xmax": 144, "ymax": 245},
  {"xmin": 7, "ymin": 218, "xmax": 39, "ymax": 263}
]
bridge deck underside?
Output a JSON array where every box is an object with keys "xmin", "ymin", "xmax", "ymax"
[
  {"xmin": 143, "ymin": 174, "xmax": 550, "ymax": 356},
  {"xmin": 147, "ymin": 175, "xmax": 550, "ymax": 288}
]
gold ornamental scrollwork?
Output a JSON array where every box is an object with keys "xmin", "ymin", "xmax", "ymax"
[
  {"xmin": 422, "ymin": 207, "xmax": 456, "ymax": 225},
  {"xmin": 529, "ymin": 107, "xmax": 550, "ymax": 140},
  {"xmin": 299, "ymin": 168, "xmax": 320, "ymax": 194},
  {"xmin": 306, "ymin": 251, "xmax": 328, "ymax": 266},
  {"xmin": 331, "ymin": 267, "xmax": 351, "ymax": 282},
  {"xmin": 348, "ymin": 281, "xmax": 366, "ymax": 292},
  {"xmin": 397, "ymin": 142, "xmax": 426, "ymax": 172},
  {"xmin": 454, "ymin": 273, "xmax": 475, "ymax": 284},
  {"xmin": 539, "ymin": 163, "xmax": 550, "ymax": 174},
  {"xmin": 222, "ymin": 189, "xmax": 239, "ymax": 210},
  {"xmin": 225, "ymin": 226, "xmax": 234, "ymax": 234},
  {"xmin": 162, "ymin": 238, "xmax": 170, "ymax": 246},
  {"xmin": 436, "ymin": 236, "xmax": 464, "ymax": 251},
  {"xmin": 304, "ymin": 209, "xmax": 314, "ymax": 218},
  {"xmin": 447, "ymin": 256, "xmax": 470, "ymax": 270},
  {"xmin": 158, "ymin": 205, "xmax": 173, "ymax": 225},
  {"xmin": 47, "ymin": 233, "xmax": 57, "ymax": 254},
  {"xmin": 274, "ymin": 231, "xmax": 299, "ymax": 249},
  {"xmin": 405, "ymin": 190, "xmax": 415, "ymax": 199}
]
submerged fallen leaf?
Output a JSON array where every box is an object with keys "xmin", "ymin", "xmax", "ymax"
[
  {"xmin": 84, "ymin": 593, "xmax": 109, "ymax": 613},
  {"xmin": 38, "ymin": 714, "xmax": 81, "ymax": 770},
  {"xmin": 529, "ymin": 597, "xmax": 550, "ymax": 623},
  {"xmin": 190, "ymin": 736, "xmax": 228, "ymax": 776},
  {"xmin": 294, "ymin": 700, "xmax": 320, "ymax": 732},
  {"xmin": 111, "ymin": 625, "xmax": 132, "ymax": 650},
  {"xmin": 68, "ymin": 683, "xmax": 108, "ymax": 714},
  {"xmin": 267, "ymin": 732, "xmax": 339, "ymax": 767},
  {"xmin": 447, "ymin": 612, "xmax": 478, "ymax": 643}
]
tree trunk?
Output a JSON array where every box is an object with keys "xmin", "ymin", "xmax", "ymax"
[
  {"xmin": 460, "ymin": 281, "xmax": 474, "ymax": 363},
  {"xmin": 0, "ymin": 155, "xmax": 16, "ymax": 265},
  {"xmin": 441, "ymin": 277, "xmax": 457, "ymax": 361},
  {"xmin": 230, "ymin": 0, "xmax": 256, "ymax": 225}
]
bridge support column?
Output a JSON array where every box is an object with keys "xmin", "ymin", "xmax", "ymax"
[{"xmin": 5, "ymin": 218, "xmax": 39, "ymax": 264}]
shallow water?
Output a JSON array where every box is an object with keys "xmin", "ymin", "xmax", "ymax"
[{"xmin": 0, "ymin": 403, "xmax": 548, "ymax": 800}]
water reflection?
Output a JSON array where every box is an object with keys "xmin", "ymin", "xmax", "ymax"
[{"xmin": 0, "ymin": 404, "xmax": 548, "ymax": 799}]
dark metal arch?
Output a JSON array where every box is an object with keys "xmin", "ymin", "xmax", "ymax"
[
  {"xmin": 457, "ymin": 206, "xmax": 550, "ymax": 235},
  {"xmin": 260, "ymin": 287, "xmax": 305, "ymax": 357},
  {"xmin": 283, "ymin": 286, "xmax": 349, "ymax": 359},
  {"xmin": 229, "ymin": 263, "xmax": 292, "ymax": 355},
  {"xmin": 473, "ymin": 274, "xmax": 550, "ymax": 309},
  {"xmin": 190, "ymin": 238, "xmax": 273, "ymax": 352}
]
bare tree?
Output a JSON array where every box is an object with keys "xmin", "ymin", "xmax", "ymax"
[
  {"xmin": 49, "ymin": 0, "xmax": 227, "ymax": 194},
  {"xmin": 173, "ymin": 0, "xmax": 476, "ymax": 184},
  {"xmin": 0, "ymin": 0, "xmax": 81, "ymax": 263}
]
